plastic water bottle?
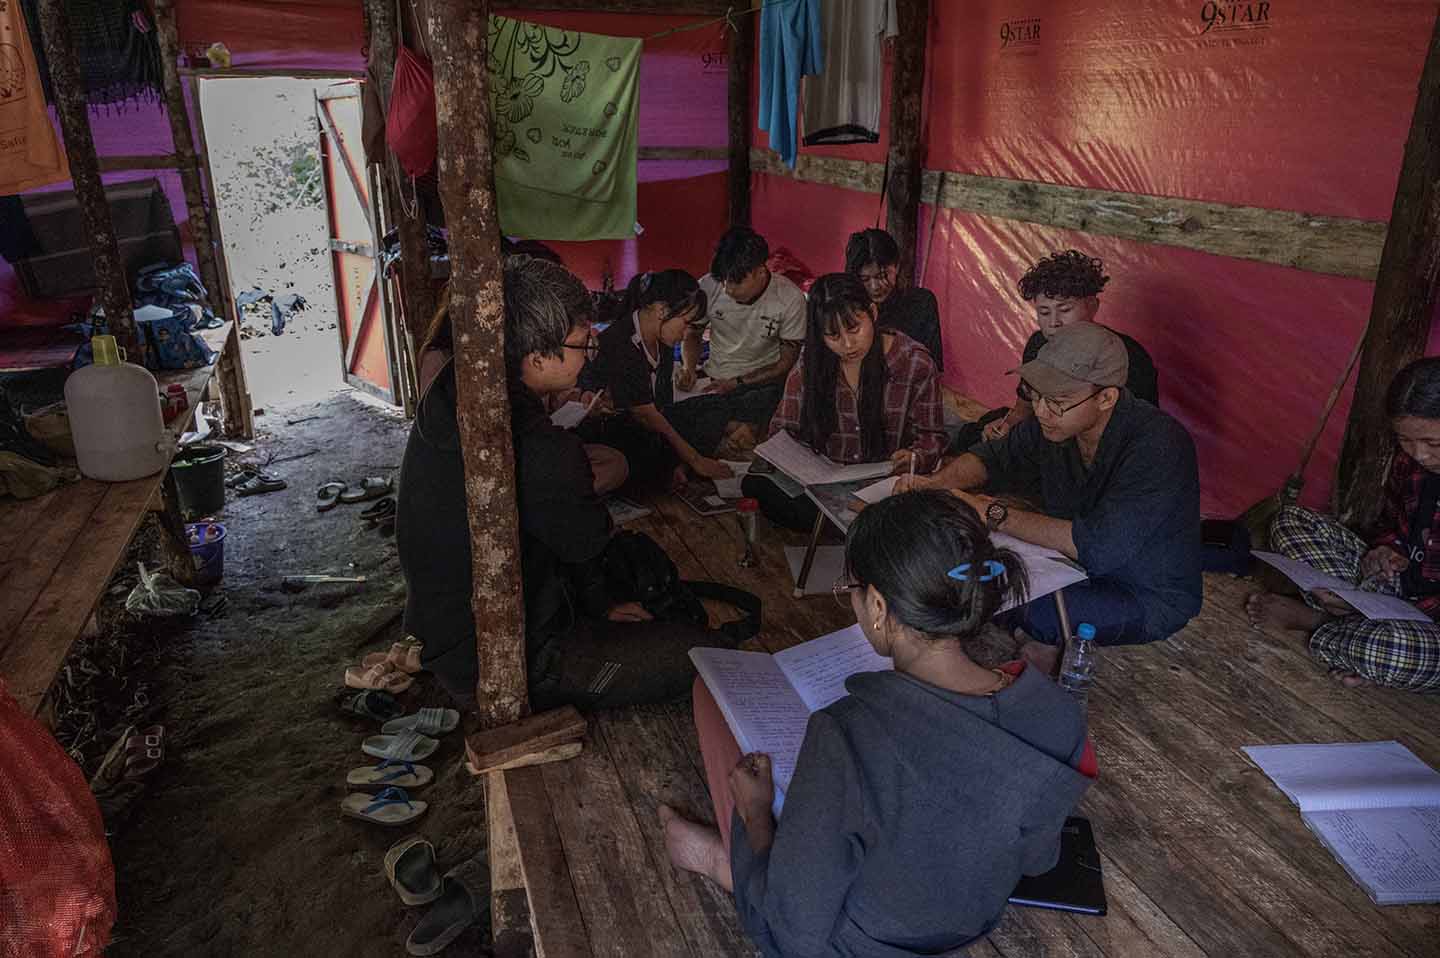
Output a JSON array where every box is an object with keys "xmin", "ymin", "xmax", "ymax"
[{"xmin": 1059, "ymin": 623, "xmax": 1098, "ymax": 702}]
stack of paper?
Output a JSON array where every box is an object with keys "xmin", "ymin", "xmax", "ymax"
[{"xmin": 754, "ymin": 432, "xmax": 894, "ymax": 488}]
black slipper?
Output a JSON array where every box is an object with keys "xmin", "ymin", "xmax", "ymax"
[
  {"xmin": 339, "ymin": 689, "xmax": 404, "ymax": 722},
  {"xmin": 406, "ymin": 856, "xmax": 485, "ymax": 956},
  {"xmin": 360, "ymin": 496, "xmax": 396, "ymax": 522},
  {"xmin": 236, "ymin": 471, "xmax": 287, "ymax": 496}
]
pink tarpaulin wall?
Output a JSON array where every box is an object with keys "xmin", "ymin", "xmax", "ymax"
[
  {"xmin": 1, "ymin": 3, "xmax": 728, "ymax": 327},
  {"xmin": 748, "ymin": 0, "xmax": 1440, "ymax": 519}
]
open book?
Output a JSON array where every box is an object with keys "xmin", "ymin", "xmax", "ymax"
[
  {"xmin": 1243, "ymin": 742, "xmax": 1440, "ymax": 904},
  {"xmin": 1251, "ymin": 551, "xmax": 1430, "ymax": 623},
  {"xmin": 690, "ymin": 624, "xmax": 890, "ymax": 816},
  {"xmin": 754, "ymin": 431, "xmax": 895, "ymax": 488}
]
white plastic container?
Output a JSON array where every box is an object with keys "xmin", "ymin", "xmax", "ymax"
[{"xmin": 64, "ymin": 335, "xmax": 174, "ymax": 481}]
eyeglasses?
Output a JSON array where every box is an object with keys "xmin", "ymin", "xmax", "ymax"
[
  {"xmin": 832, "ymin": 576, "xmax": 861, "ymax": 609},
  {"xmin": 1029, "ymin": 386, "xmax": 1102, "ymax": 418},
  {"xmin": 563, "ymin": 332, "xmax": 599, "ymax": 362}
]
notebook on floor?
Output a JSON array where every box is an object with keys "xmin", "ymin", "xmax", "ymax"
[{"xmin": 1008, "ymin": 817, "xmax": 1108, "ymax": 916}]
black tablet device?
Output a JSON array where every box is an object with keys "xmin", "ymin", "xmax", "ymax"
[{"xmin": 1007, "ymin": 817, "xmax": 1107, "ymax": 916}]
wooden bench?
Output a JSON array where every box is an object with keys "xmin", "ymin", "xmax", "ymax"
[{"xmin": 0, "ymin": 323, "xmax": 233, "ymax": 716}]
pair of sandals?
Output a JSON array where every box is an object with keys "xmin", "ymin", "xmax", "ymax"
[
  {"xmin": 340, "ymin": 719, "xmax": 459, "ymax": 823},
  {"xmin": 227, "ymin": 468, "xmax": 287, "ymax": 497},
  {"xmin": 317, "ymin": 476, "xmax": 393, "ymax": 512},
  {"xmin": 383, "ymin": 840, "xmax": 486, "ymax": 955},
  {"xmin": 345, "ymin": 639, "xmax": 424, "ymax": 694}
]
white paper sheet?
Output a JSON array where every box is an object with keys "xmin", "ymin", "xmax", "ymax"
[
  {"xmin": 854, "ymin": 475, "xmax": 899, "ymax": 505},
  {"xmin": 549, "ymin": 401, "xmax": 589, "ymax": 429},
  {"xmin": 1305, "ymin": 806, "xmax": 1440, "ymax": 904},
  {"xmin": 1252, "ymin": 552, "xmax": 1429, "ymax": 622},
  {"xmin": 783, "ymin": 545, "xmax": 846, "ymax": 596},
  {"xmin": 712, "ymin": 460, "xmax": 752, "ymax": 499},
  {"xmin": 1242, "ymin": 742, "xmax": 1440, "ymax": 812},
  {"xmin": 754, "ymin": 431, "xmax": 894, "ymax": 487},
  {"xmin": 773, "ymin": 623, "xmax": 891, "ymax": 712},
  {"xmin": 672, "ymin": 364, "xmax": 713, "ymax": 403}
]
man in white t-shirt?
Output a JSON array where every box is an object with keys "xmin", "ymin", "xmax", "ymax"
[{"xmin": 673, "ymin": 227, "xmax": 806, "ymax": 453}]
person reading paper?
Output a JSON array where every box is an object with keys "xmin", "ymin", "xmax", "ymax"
[{"xmin": 660, "ymin": 491, "xmax": 1096, "ymax": 957}]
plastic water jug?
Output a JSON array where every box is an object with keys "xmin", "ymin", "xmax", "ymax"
[{"xmin": 64, "ymin": 335, "xmax": 174, "ymax": 481}]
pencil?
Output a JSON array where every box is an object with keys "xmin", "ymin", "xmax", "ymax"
[{"xmin": 908, "ymin": 453, "xmax": 916, "ymax": 478}]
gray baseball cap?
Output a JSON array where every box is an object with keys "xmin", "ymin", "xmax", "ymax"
[{"xmin": 1011, "ymin": 323, "xmax": 1129, "ymax": 397}]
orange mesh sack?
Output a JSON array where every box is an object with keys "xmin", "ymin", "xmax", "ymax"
[{"xmin": 0, "ymin": 679, "xmax": 115, "ymax": 957}]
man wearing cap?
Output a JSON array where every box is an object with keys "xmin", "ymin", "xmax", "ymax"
[{"xmin": 897, "ymin": 323, "xmax": 1201, "ymax": 673}]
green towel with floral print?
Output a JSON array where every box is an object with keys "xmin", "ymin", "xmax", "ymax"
[{"xmin": 488, "ymin": 16, "xmax": 640, "ymax": 241}]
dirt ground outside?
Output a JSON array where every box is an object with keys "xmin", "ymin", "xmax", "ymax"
[{"xmin": 60, "ymin": 393, "xmax": 492, "ymax": 956}]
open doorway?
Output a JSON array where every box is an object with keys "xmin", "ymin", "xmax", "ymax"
[{"xmin": 196, "ymin": 75, "xmax": 352, "ymax": 413}]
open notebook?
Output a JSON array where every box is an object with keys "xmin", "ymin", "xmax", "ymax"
[
  {"xmin": 1251, "ymin": 552, "xmax": 1429, "ymax": 623},
  {"xmin": 754, "ymin": 431, "xmax": 895, "ymax": 488},
  {"xmin": 1243, "ymin": 741, "xmax": 1440, "ymax": 904},
  {"xmin": 690, "ymin": 624, "xmax": 889, "ymax": 816}
]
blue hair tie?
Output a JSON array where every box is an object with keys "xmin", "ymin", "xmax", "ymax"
[{"xmin": 947, "ymin": 560, "xmax": 1006, "ymax": 583}]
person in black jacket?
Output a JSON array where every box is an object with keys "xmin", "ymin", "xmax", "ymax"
[
  {"xmin": 396, "ymin": 255, "xmax": 732, "ymax": 710},
  {"xmin": 844, "ymin": 228, "xmax": 944, "ymax": 373},
  {"xmin": 662, "ymin": 491, "xmax": 1095, "ymax": 957}
]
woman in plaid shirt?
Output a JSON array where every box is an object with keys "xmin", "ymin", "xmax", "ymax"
[
  {"xmin": 1247, "ymin": 358, "xmax": 1440, "ymax": 691},
  {"xmin": 740, "ymin": 273, "xmax": 947, "ymax": 530}
]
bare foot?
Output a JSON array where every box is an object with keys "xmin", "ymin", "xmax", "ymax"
[
  {"xmin": 1328, "ymin": 668, "xmax": 1373, "ymax": 689},
  {"xmin": 1019, "ymin": 639, "xmax": 1062, "ymax": 677},
  {"xmin": 1245, "ymin": 592, "xmax": 1328, "ymax": 632},
  {"xmin": 659, "ymin": 804, "xmax": 733, "ymax": 892}
]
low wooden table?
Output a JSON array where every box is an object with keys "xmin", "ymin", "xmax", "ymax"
[{"xmin": 0, "ymin": 323, "xmax": 231, "ymax": 715}]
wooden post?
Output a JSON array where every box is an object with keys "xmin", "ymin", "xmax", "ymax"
[
  {"xmin": 727, "ymin": 15, "xmax": 754, "ymax": 227},
  {"xmin": 425, "ymin": 0, "xmax": 528, "ymax": 729},
  {"xmin": 35, "ymin": 0, "xmax": 138, "ymax": 356},
  {"xmin": 884, "ymin": 0, "xmax": 929, "ymax": 287},
  {"xmin": 1334, "ymin": 12, "xmax": 1440, "ymax": 531},
  {"xmin": 368, "ymin": 0, "xmax": 438, "ymax": 342},
  {"xmin": 152, "ymin": 0, "xmax": 224, "ymax": 315}
]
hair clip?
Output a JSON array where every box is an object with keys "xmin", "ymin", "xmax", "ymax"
[{"xmin": 947, "ymin": 560, "xmax": 1006, "ymax": 583}]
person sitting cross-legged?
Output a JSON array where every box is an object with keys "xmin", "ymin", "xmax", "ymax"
[
  {"xmin": 896, "ymin": 322, "xmax": 1201, "ymax": 674},
  {"xmin": 1246, "ymin": 357, "xmax": 1440, "ymax": 692}
]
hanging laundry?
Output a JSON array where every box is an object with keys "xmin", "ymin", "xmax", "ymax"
[
  {"xmin": 802, "ymin": 0, "xmax": 897, "ymax": 146},
  {"xmin": 486, "ymin": 16, "xmax": 641, "ymax": 241},
  {"xmin": 758, "ymin": 0, "xmax": 824, "ymax": 168},
  {"xmin": 21, "ymin": 0, "xmax": 163, "ymax": 110},
  {"xmin": 0, "ymin": 1, "xmax": 69, "ymax": 193}
]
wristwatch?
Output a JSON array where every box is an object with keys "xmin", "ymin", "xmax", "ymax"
[{"xmin": 985, "ymin": 501, "xmax": 1008, "ymax": 531}]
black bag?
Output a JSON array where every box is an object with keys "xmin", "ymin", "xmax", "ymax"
[{"xmin": 601, "ymin": 530, "xmax": 762, "ymax": 642}]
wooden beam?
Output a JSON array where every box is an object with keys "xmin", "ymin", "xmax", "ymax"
[
  {"xmin": 153, "ymin": 0, "xmax": 224, "ymax": 315},
  {"xmin": 426, "ymin": 0, "xmax": 529, "ymax": 729},
  {"xmin": 885, "ymin": 0, "xmax": 929, "ymax": 286},
  {"xmin": 638, "ymin": 146, "xmax": 728, "ymax": 161},
  {"xmin": 487, "ymin": 772, "xmax": 537, "ymax": 958},
  {"xmin": 503, "ymin": 0, "xmax": 728, "ymax": 11},
  {"xmin": 750, "ymin": 148, "xmax": 1389, "ymax": 281},
  {"xmin": 503, "ymin": 766, "xmax": 596, "ymax": 958},
  {"xmin": 727, "ymin": 16, "xmax": 754, "ymax": 227},
  {"xmin": 35, "ymin": 0, "xmax": 138, "ymax": 356},
  {"xmin": 179, "ymin": 67, "xmax": 363, "ymax": 79},
  {"xmin": 96, "ymin": 154, "xmax": 180, "ymax": 172},
  {"xmin": 1335, "ymin": 12, "xmax": 1440, "ymax": 529},
  {"xmin": 367, "ymin": 0, "xmax": 437, "ymax": 343},
  {"xmin": 466, "ymin": 705, "xmax": 586, "ymax": 774}
]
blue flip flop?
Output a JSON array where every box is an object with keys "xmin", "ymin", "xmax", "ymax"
[{"xmin": 340, "ymin": 785, "xmax": 428, "ymax": 826}]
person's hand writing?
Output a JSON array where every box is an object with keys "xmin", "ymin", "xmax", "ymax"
[
  {"xmin": 675, "ymin": 367, "xmax": 698, "ymax": 391},
  {"xmin": 889, "ymin": 449, "xmax": 915, "ymax": 475},
  {"xmin": 983, "ymin": 417, "xmax": 1014, "ymax": 442},
  {"xmin": 607, "ymin": 601, "xmax": 654, "ymax": 623},
  {"xmin": 691, "ymin": 457, "xmax": 734, "ymax": 480},
  {"xmin": 1359, "ymin": 545, "xmax": 1409, "ymax": 579},
  {"xmin": 706, "ymin": 377, "xmax": 738, "ymax": 395},
  {"xmin": 1309, "ymin": 589, "xmax": 1354, "ymax": 619},
  {"xmin": 892, "ymin": 474, "xmax": 930, "ymax": 495},
  {"xmin": 729, "ymin": 752, "xmax": 775, "ymax": 829}
]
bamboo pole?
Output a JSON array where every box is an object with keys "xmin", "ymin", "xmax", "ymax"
[
  {"xmin": 1334, "ymin": 11, "xmax": 1440, "ymax": 530},
  {"xmin": 424, "ymin": 0, "xmax": 529, "ymax": 729},
  {"xmin": 35, "ymin": 0, "xmax": 137, "ymax": 356},
  {"xmin": 152, "ymin": 0, "xmax": 224, "ymax": 315},
  {"xmin": 885, "ymin": 0, "xmax": 929, "ymax": 287}
]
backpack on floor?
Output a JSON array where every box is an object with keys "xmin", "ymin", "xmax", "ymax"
[{"xmin": 601, "ymin": 530, "xmax": 761, "ymax": 643}]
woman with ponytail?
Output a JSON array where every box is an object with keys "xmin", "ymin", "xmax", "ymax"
[
  {"xmin": 576, "ymin": 269, "xmax": 734, "ymax": 487},
  {"xmin": 661, "ymin": 491, "xmax": 1097, "ymax": 957},
  {"xmin": 741, "ymin": 272, "xmax": 948, "ymax": 530}
]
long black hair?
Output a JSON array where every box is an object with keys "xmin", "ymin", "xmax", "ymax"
[
  {"xmin": 843, "ymin": 228, "xmax": 899, "ymax": 275},
  {"xmin": 797, "ymin": 273, "xmax": 889, "ymax": 460},
  {"xmin": 1387, "ymin": 358, "xmax": 1440, "ymax": 420},
  {"xmin": 618, "ymin": 269, "xmax": 706, "ymax": 325},
  {"xmin": 845, "ymin": 491, "xmax": 1029, "ymax": 637}
]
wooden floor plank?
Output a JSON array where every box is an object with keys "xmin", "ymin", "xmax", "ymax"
[
  {"xmin": 0, "ymin": 488, "xmax": 59, "ymax": 564},
  {"xmin": 504, "ymin": 766, "xmax": 595, "ymax": 958},
  {"xmin": 1069, "ymin": 854, "xmax": 1208, "ymax": 958},
  {"xmin": 487, "ymin": 771, "xmax": 537, "ymax": 958},
  {"xmin": 986, "ymin": 906, "xmax": 1108, "ymax": 958},
  {"xmin": 597, "ymin": 707, "xmax": 758, "ymax": 958},
  {"xmin": 539, "ymin": 726, "xmax": 695, "ymax": 958}
]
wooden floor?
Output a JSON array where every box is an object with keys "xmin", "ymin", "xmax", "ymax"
[{"xmin": 511, "ymin": 488, "xmax": 1440, "ymax": 958}]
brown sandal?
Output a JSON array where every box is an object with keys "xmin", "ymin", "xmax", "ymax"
[{"xmin": 345, "ymin": 661, "xmax": 414, "ymax": 694}]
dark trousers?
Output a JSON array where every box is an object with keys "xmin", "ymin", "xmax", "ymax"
[
  {"xmin": 1000, "ymin": 578, "xmax": 1151, "ymax": 647},
  {"xmin": 576, "ymin": 414, "xmax": 676, "ymax": 490},
  {"xmin": 666, "ymin": 381, "xmax": 784, "ymax": 457},
  {"xmin": 740, "ymin": 473, "xmax": 818, "ymax": 532}
]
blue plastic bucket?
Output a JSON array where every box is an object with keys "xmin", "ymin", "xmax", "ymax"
[{"xmin": 186, "ymin": 522, "xmax": 227, "ymax": 587}]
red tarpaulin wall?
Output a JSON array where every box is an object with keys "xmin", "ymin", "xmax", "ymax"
[
  {"xmin": 749, "ymin": 0, "xmax": 1440, "ymax": 518},
  {"xmin": 1, "ymin": 4, "xmax": 728, "ymax": 327}
]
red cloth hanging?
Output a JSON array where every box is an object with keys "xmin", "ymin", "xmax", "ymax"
[{"xmin": 386, "ymin": 46, "xmax": 438, "ymax": 177}]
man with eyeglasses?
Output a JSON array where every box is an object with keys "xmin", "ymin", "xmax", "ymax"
[{"xmin": 896, "ymin": 323, "xmax": 1201, "ymax": 674}]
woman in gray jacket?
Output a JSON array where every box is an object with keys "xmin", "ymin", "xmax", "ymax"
[{"xmin": 662, "ymin": 491, "xmax": 1097, "ymax": 957}]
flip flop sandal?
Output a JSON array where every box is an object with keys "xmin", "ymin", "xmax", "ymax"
[
  {"xmin": 348, "ymin": 759, "xmax": 435, "ymax": 793},
  {"xmin": 360, "ymin": 496, "xmax": 396, "ymax": 521},
  {"xmin": 317, "ymin": 481, "xmax": 348, "ymax": 512},
  {"xmin": 226, "ymin": 469, "xmax": 258, "ymax": 489},
  {"xmin": 124, "ymin": 725, "xmax": 164, "ymax": 757},
  {"xmin": 338, "ymin": 476, "xmax": 393, "ymax": 504},
  {"xmin": 339, "ymin": 689, "xmax": 405, "ymax": 722},
  {"xmin": 340, "ymin": 786, "xmax": 428, "ymax": 827},
  {"xmin": 363, "ymin": 730, "xmax": 439, "ymax": 763},
  {"xmin": 406, "ymin": 855, "xmax": 486, "ymax": 956},
  {"xmin": 345, "ymin": 662, "xmax": 414, "ymax": 694},
  {"xmin": 382, "ymin": 707, "xmax": 460, "ymax": 737},
  {"xmin": 362, "ymin": 640, "xmax": 423, "ymax": 675},
  {"xmin": 236, "ymin": 471, "xmax": 287, "ymax": 496},
  {"xmin": 386, "ymin": 836, "xmax": 444, "ymax": 907},
  {"xmin": 123, "ymin": 744, "xmax": 163, "ymax": 780}
]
